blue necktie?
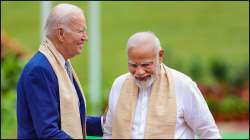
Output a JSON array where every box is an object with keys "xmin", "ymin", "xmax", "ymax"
[
  {"xmin": 65, "ymin": 61, "xmax": 73, "ymax": 82},
  {"xmin": 65, "ymin": 61, "xmax": 80, "ymax": 106}
]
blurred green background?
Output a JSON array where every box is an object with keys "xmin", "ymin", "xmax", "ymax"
[{"xmin": 1, "ymin": 1, "xmax": 249, "ymax": 139}]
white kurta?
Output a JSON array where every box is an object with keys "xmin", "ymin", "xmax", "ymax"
[{"xmin": 103, "ymin": 68, "xmax": 221, "ymax": 139}]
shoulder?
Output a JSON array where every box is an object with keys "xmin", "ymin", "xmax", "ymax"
[
  {"xmin": 108, "ymin": 73, "xmax": 129, "ymax": 108},
  {"xmin": 25, "ymin": 52, "xmax": 53, "ymax": 72},
  {"xmin": 169, "ymin": 67, "xmax": 195, "ymax": 88},
  {"xmin": 112, "ymin": 73, "xmax": 129, "ymax": 88},
  {"xmin": 168, "ymin": 67, "xmax": 201, "ymax": 99},
  {"xmin": 168, "ymin": 67, "xmax": 205, "ymax": 102},
  {"xmin": 19, "ymin": 52, "xmax": 57, "ymax": 82},
  {"xmin": 109, "ymin": 73, "xmax": 129, "ymax": 95}
]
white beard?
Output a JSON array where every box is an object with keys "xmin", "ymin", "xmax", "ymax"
[
  {"xmin": 134, "ymin": 59, "xmax": 161, "ymax": 90},
  {"xmin": 134, "ymin": 74, "xmax": 156, "ymax": 90}
]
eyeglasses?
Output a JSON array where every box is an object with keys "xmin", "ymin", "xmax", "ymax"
[
  {"xmin": 128, "ymin": 60, "xmax": 155, "ymax": 69},
  {"xmin": 61, "ymin": 26, "xmax": 87, "ymax": 35}
]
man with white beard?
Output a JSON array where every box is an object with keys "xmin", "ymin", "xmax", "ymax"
[{"xmin": 103, "ymin": 31, "xmax": 221, "ymax": 139}]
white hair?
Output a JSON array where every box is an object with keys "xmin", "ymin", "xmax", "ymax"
[
  {"xmin": 45, "ymin": 3, "xmax": 84, "ymax": 36},
  {"xmin": 126, "ymin": 31, "xmax": 161, "ymax": 55}
]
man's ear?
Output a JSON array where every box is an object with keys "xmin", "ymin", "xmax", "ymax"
[
  {"xmin": 57, "ymin": 27, "xmax": 64, "ymax": 42},
  {"xmin": 159, "ymin": 48, "xmax": 164, "ymax": 63}
]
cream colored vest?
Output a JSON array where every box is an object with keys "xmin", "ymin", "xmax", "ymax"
[{"xmin": 112, "ymin": 64, "xmax": 176, "ymax": 139}]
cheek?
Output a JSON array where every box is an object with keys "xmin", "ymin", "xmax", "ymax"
[
  {"xmin": 67, "ymin": 35, "xmax": 78, "ymax": 44},
  {"xmin": 128, "ymin": 67, "xmax": 135, "ymax": 75},
  {"xmin": 75, "ymin": 34, "xmax": 82, "ymax": 41},
  {"xmin": 64, "ymin": 38, "xmax": 74, "ymax": 47},
  {"xmin": 146, "ymin": 66, "xmax": 156, "ymax": 75}
]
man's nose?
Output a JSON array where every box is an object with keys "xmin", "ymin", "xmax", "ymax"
[
  {"xmin": 82, "ymin": 32, "xmax": 88, "ymax": 41},
  {"xmin": 135, "ymin": 66, "xmax": 145, "ymax": 76}
]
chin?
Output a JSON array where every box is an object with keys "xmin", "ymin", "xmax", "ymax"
[{"xmin": 134, "ymin": 76, "xmax": 154, "ymax": 89}]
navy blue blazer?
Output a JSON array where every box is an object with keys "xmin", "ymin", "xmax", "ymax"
[{"xmin": 17, "ymin": 52, "xmax": 103, "ymax": 139}]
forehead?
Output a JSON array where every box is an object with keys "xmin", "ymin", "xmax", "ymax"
[
  {"xmin": 128, "ymin": 43, "xmax": 156, "ymax": 62},
  {"xmin": 68, "ymin": 13, "xmax": 86, "ymax": 29}
]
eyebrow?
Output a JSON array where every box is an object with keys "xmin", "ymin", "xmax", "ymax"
[
  {"xmin": 142, "ymin": 60, "xmax": 154, "ymax": 64},
  {"xmin": 128, "ymin": 60, "xmax": 154, "ymax": 64}
]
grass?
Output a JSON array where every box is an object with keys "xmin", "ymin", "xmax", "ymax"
[{"xmin": 222, "ymin": 132, "xmax": 249, "ymax": 139}]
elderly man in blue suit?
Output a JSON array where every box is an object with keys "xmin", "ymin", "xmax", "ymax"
[{"xmin": 17, "ymin": 4, "xmax": 103, "ymax": 139}]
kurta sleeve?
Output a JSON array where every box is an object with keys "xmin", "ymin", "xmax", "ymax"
[
  {"xmin": 102, "ymin": 75, "xmax": 127, "ymax": 139},
  {"xmin": 183, "ymin": 80, "xmax": 221, "ymax": 139}
]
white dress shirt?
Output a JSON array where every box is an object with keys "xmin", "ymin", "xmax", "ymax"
[{"xmin": 103, "ymin": 68, "xmax": 221, "ymax": 139}]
